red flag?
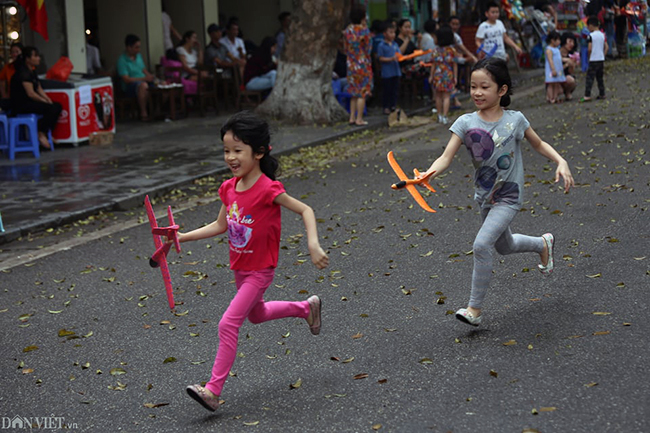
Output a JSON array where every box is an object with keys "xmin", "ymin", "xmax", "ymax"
[{"xmin": 17, "ymin": 0, "xmax": 49, "ymax": 41}]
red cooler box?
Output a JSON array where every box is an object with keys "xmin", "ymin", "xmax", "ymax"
[{"xmin": 42, "ymin": 74, "xmax": 115, "ymax": 144}]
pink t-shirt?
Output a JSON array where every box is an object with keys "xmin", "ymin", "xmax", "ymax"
[{"xmin": 218, "ymin": 175, "xmax": 285, "ymax": 271}]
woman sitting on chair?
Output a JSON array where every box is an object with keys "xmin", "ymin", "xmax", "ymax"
[
  {"xmin": 243, "ymin": 36, "xmax": 277, "ymax": 92},
  {"xmin": 176, "ymin": 31, "xmax": 208, "ymax": 81},
  {"xmin": 10, "ymin": 46, "xmax": 62, "ymax": 149}
]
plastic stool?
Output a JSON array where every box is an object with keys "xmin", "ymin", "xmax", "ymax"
[
  {"xmin": 17, "ymin": 114, "xmax": 54, "ymax": 150},
  {"xmin": 8, "ymin": 116, "xmax": 40, "ymax": 160},
  {"xmin": 0, "ymin": 113, "xmax": 8, "ymax": 155}
]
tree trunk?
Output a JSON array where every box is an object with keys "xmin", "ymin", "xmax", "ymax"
[{"xmin": 256, "ymin": 0, "xmax": 350, "ymax": 125}]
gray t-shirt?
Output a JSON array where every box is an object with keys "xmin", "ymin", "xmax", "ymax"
[
  {"xmin": 205, "ymin": 42, "xmax": 232, "ymax": 78},
  {"xmin": 449, "ymin": 110, "xmax": 530, "ymax": 210}
]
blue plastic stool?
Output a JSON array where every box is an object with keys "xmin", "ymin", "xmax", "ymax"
[
  {"xmin": 17, "ymin": 114, "xmax": 54, "ymax": 150},
  {"xmin": 0, "ymin": 113, "xmax": 9, "ymax": 155},
  {"xmin": 8, "ymin": 116, "xmax": 41, "ymax": 160},
  {"xmin": 332, "ymin": 79, "xmax": 367, "ymax": 115}
]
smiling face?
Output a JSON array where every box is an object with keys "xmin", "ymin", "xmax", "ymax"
[
  {"xmin": 470, "ymin": 69, "xmax": 507, "ymax": 110},
  {"xmin": 223, "ymin": 131, "xmax": 263, "ymax": 180}
]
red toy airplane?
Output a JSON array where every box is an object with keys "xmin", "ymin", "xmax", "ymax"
[
  {"xmin": 144, "ymin": 195, "xmax": 180, "ymax": 309},
  {"xmin": 387, "ymin": 151, "xmax": 437, "ymax": 213}
]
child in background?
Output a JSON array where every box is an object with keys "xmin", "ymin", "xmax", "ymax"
[
  {"xmin": 544, "ymin": 31, "xmax": 566, "ymax": 103},
  {"xmin": 179, "ymin": 111, "xmax": 329, "ymax": 411},
  {"xmin": 377, "ymin": 23, "xmax": 401, "ymax": 114},
  {"xmin": 475, "ymin": 2, "xmax": 522, "ymax": 61},
  {"xmin": 449, "ymin": 16, "xmax": 478, "ymax": 110},
  {"xmin": 416, "ymin": 58, "xmax": 574, "ymax": 327},
  {"xmin": 581, "ymin": 16, "xmax": 608, "ymax": 102},
  {"xmin": 429, "ymin": 26, "xmax": 458, "ymax": 125}
]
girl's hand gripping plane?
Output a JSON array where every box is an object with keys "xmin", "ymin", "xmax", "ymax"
[
  {"xmin": 387, "ymin": 151, "xmax": 437, "ymax": 213},
  {"xmin": 144, "ymin": 195, "xmax": 180, "ymax": 310}
]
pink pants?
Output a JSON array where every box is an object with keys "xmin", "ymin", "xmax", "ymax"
[{"xmin": 205, "ymin": 268, "xmax": 310, "ymax": 396}]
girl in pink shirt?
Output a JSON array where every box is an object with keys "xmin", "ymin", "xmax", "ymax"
[{"xmin": 178, "ymin": 111, "xmax": 329, "ymax": 412}]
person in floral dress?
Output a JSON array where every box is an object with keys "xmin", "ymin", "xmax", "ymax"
[
  {"xmin": 344, "ymin": 6, "xmax": 372, "ymax": 125},
  {"xmin": 429, "ymin": 26, "xmax": 458, "ymax": 124}
]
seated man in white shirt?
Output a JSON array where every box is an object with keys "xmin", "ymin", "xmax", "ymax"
[{"xmin": 220, "ymin": 22, "xmax": 246, "ymax": 62}]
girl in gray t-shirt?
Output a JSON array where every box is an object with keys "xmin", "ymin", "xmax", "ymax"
[{"xmin": 417, "ymin": 58, "xmax": 574, "ymax": 327}]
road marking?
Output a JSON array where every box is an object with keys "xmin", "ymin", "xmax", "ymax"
[{"xmin": 0, "ymin": 196, "xmax": 220, "ymax": 272}]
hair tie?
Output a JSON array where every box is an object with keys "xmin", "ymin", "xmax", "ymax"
[{"xmin": 268, "ymin": 145, "xmax": 273, "ymax": 152}]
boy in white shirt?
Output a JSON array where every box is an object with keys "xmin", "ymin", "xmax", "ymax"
[
  {"xmin": 582, "ymin": 16, "xmax": 608, "ymax": 101},
  {"xmin": 475, "ymin": 2, "xmax": 522, "ymax": 61}
]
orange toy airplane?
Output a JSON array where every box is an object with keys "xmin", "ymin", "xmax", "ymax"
[
  {"xmin": 397, "ymin": 49, "xmax": 432, "ymax": 62},
  {"xmin": 387, "ymin": 151, "xmax": 437, "ymax": 213}
]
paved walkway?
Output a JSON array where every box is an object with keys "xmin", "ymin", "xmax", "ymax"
[{"xmin": 0, "ymin": 69, "xmax": 542, "ymax": 244}]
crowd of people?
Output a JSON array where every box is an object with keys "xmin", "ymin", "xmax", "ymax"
[
  {"xmin": 77, "ymin": 2, "xmax": 637, "ymax": 124},
  {"xmin": 339, "ymin": 0, "xmax": 635, "ymax": 123},
  {"xmin": 116, "ymin": 12, "xmax": 292, "ymax": 121},
  {"xmin": 340, "ymin": 6, "xmax": 484, "ymax": 125},
  {"xmin": 0, "ymin": 2, "xmax": 633, "ymax": 135}
]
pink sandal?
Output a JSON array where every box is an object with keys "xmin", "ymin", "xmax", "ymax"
[
  {"xmin": 186, "ymin": 384, "xmax": 221, "ymax": 412},
  {"xmin": 307, "ymin": 295, "xmax": 322, "ymax": 335}
]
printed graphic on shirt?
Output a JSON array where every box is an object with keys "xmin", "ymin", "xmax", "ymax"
[
  {"xmin": 463, "ymin": 127, "xmax": 520, "ymax": 204},
  {"xmin": 464, "ymin": 128, "xmax": 495, "ymax": 164},
  {"xmin": 226, "ymin": 202, "xmax": 253, "ymax": 249}
]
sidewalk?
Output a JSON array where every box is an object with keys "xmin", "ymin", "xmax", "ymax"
[{"xmin": 0, "ymin": 68, "xmax": 543, "ymax": 244}]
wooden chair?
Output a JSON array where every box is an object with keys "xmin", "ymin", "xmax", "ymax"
[
  {"xmin": 160, "ymin": 64, "xmax": 218, "ymax": 116},
  {"xmin": 232, "ymin": 66, "xmax": 262, "ymax": 110},
  {"xmin": 187, "ymin": 66, "xmax": 219, "ymax": 116},
  {"xmin": 215, "ymin": 67, "xmax": 237, "ymax": 110},
  {"xmin": 112, "ymin": 75, "xmax": 138, "ymax": 120}
]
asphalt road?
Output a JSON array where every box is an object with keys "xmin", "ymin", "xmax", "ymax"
[{"xmin": 0, "ymin": 58, "xmax": 648, "ymax": 433}]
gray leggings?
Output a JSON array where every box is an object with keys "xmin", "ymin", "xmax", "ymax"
[{"xmin": 469, "ymin": 206, "xmax": 545, "ymax": 309}]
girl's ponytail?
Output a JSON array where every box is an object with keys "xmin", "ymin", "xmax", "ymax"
[
  {"xmin": 220, "ymin": 111, "xmax": 280, "ymax": 180},
  {"xmin": 259, "ymin": 150, "xmax": 280, "ymax": 181}
]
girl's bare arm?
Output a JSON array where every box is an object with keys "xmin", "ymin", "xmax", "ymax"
[
  {"xmin": 274, "ymin": 193, "xmax": 329, "ymax": 269},
  {"xmin": 421, "ymin": 133, "xmax": 463, "ymax": 178},
  {"xmin": 525, "ymin": 127, "xmax": 575, "ymax": 192},
  {"xmin": 177, "ymin": 204, "xmax": 228, "ymax": 243}
]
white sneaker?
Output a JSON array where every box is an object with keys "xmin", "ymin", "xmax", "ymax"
[
  {"xmin": 538, "ymin": 233, "xmax": 555, "ymax": 275},
  {"xmin": 455, "ymin": 308, "xmax": 481, "ymax": 326}
]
